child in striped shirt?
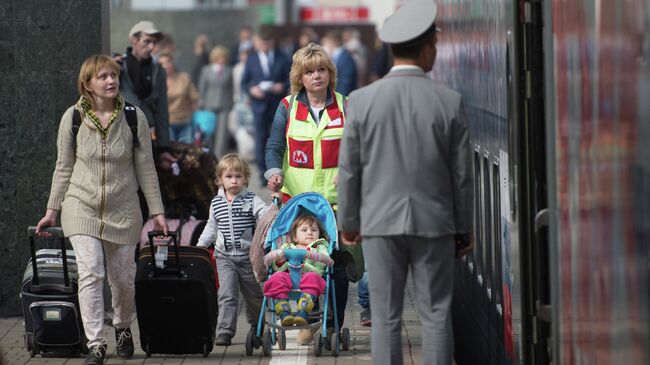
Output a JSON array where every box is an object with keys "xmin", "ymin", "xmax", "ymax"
[{"xmin": 197, "ymin": 153, "xmax": 268, "ymax": 346}]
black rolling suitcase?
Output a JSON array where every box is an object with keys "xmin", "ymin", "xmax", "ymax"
[
  {"xmin": 135, "ymin": 231, "xmax": 217, "ymax": 357},
  {"xmin": 20, "ymin": 226, "xmax": 87, "ymax": 358}
]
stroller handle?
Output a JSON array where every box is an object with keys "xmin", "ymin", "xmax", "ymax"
[{"xmin": 263, "ymin": 248, "xmax": 334, "ymax": 267}]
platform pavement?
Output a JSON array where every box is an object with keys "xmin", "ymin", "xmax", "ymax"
[
  {"xmin": 0, "ymin": 280, "xmax": 428, "ymax": 365},
  {"xmin": 1, "ymin": 166, "xmax": 427, "ymax": 364}
]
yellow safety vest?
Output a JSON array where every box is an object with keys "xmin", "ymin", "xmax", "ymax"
[{"xmin": 282, "ymin": 91, "xmax": 347, "ymax": 204}]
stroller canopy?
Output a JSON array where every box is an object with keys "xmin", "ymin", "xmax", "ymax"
[{"xmin": 264, "ymin": 192, "xmax": 338, "ymax": 252}]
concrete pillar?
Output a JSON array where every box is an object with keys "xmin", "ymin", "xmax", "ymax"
[{"xmin": 0, "ymin": 0, "xmax": 109, "ymax": 316}]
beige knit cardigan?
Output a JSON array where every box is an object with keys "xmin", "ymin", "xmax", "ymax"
[{"xmin": 47, "ymin": 98, "xmax": 165, "ymax": 245}]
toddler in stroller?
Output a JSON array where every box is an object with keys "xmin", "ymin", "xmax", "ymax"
[
  {"xmin": 263, "ymin": 213, "xmax": 331, "ymax": 326},
  {"xmin": 249, "ymin": 192, "xmax": 349, "ymax": 357}
]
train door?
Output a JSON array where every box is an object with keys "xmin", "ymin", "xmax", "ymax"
[{"xmin": 517, "ymin": 0, "xmax": 552, "ymax": 364}]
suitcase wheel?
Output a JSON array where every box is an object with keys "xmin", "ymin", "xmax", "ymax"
[
  {"xmin": 202, "ymin": 343, "xmax": 209, "ymax": 358},
  {"xmin": 145, "ymin": 343, "xmax": 151, "ymax": 358},
  {"xmin": 25, "ymin": 334, "xmax": 38, "ymax": 357}
]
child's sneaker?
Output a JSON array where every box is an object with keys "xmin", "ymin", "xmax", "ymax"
[
  {"xmin": 297, "ymin": 292, "xmax": 315, "ymax": 312},
  {"xmin": 274, "ymin": 300, "xmax": 294, "ymax": 326},
  {"xmin": 293, "ymin": 309, "xmax": 309, "ymax": 326},
  {"xmin": 294, "ymin": 293, "xmax": 316, "ymax": 326}
]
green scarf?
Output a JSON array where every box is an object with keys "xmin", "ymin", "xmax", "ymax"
[{"xmin": 79, "ymin": 96, "xmax": 123, "ymax": 139}]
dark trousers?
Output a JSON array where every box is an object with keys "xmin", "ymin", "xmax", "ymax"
[
  {"xmin": 317, "ymin": 265, "xmax": 348, "ymax": 329},
  {"xmin": 253, "ymin": 107, "xmax": 275, "ymax": 182}
]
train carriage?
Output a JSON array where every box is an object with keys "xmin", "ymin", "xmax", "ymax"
[{"xmin": 431, "ymin": 1, "xmax": 650, "ymax": 364}]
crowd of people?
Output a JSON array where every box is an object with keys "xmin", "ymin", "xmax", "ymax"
[{"xmin": 34, "ymin": 1, "xmax": 474, "ymax": 365}]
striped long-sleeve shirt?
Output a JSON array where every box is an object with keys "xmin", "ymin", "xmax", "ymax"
[{"xmin": 197, "ymin": 189, "xmax": 269, "ymax": 256}]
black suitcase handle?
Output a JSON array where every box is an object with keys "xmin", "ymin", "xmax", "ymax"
[
  {"xmin": 27, "ymin": 226, "xmax": 71, "ymax": 292},
  {"xmin": 147, "ymin": 231, "xmax": 181, "ymax": 278}
]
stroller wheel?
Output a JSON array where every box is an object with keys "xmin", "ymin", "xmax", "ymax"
[
  {"xmin": 313, "ymin": 331, "xmax": 323, "ymax": 357},
  {"xmin": 341, "ymin": 327, "xmax": 350, "ymax": 351},
  {"xmin": 330, "ymin": 332, "xmax": 340, "ymax": 357},
  {"xmin": 245, "ymin": 330, "xmax": 254, "ymax": 356},
  {"xmin": 262, "ymin": 329, "xmax": 272, "ymax": 357},
  {"xmin": 278, "ymin": 330, "xmax": 286, "ymax": 350},
  {"xmin": 324, "ymin": 328, "xmax": 332, "ymax": 351}
]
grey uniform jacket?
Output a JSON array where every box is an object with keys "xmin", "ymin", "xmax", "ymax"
[
  {"xmin": 337, "ymin": 67, "xmax": 473, "ymax": 238},
  {"xmin": 120, "ymin": 59, "xmax": 170, "ymax": 148},
  {"xmin": 198, "ymin": 64, "xmax": 234, "ymax": 112}
]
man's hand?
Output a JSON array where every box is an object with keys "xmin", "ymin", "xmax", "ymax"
[
  {"xmin": 341, "ymin": 231, "xmax": 362, "ymax": 246},
  {"xmin": 271, "ymin": 82, "xmax": 285, "ymax": 94},
  {"xmin": 158, "ymin": 152, "xmax": 177, "ymax": 171},
  {"xmin": 455, "ymin": 232, "xmax": 474, "ymax": 258},
  {"xmin": 250, "ymin": 85, "xmax": 265, "ymax": 99},
  {"xmin": 267, "ymin": 174, "xmax": 284, "ymax": 192}
]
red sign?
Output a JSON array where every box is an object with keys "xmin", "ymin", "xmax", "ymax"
[{"xmin": 300, "ymin": 6, "xmax": 369, "ymax": 23}]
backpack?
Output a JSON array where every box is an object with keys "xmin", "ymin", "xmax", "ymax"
[{"xmin": 71, "ymin": 102, "xmax": 139, "ymax": 152}]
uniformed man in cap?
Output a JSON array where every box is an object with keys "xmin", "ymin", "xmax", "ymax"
[{"xmin": 337, "ymin": 1, "xmax": 474, "ymax": 364}]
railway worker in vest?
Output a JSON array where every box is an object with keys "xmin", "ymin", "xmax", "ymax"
[
  {"xmin": 338, "ymin": 1, "xmax": 475, "ymax": 365},
  {"xmin": 196, "ymin": 153, "xmax": 269, "ymax": 346},
  {"xmin": 264, "ymin": 43, "xmax": 359, "ymax": 345},
  {"xmin": 36, "ymin": 55, "xmax": 168, "ymax": 365}
]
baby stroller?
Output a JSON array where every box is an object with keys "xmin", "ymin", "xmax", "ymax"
[{"xmin": 246, "ymin": 192, "xmax": 351, "ymax": 357}]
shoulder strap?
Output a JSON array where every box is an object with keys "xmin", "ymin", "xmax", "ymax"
[
  {"xmin": 71, "ymin": 103, "xmax": 139, "ymax": 152},
  {"xmin": 72, "ymin": 109, "xmax": 82, "ymax": 153},
  {"xmin": 123, "ymin": 101, "xmax": 139, "ymax": 148}
]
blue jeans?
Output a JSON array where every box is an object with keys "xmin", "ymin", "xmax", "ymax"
[
  {"xmin": 358, "ymin": 271, "xmax": 369, "ymax": 309},
  {"xmin": 170, "ymin": 122, "xmax": 193, "ymax": 144}
]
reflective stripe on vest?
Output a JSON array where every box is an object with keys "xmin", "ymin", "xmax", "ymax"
[{"xmin": 282, "ymin": 90, "xmax": 346, "ymax": 203}]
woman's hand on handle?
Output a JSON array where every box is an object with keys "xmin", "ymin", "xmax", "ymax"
[
  {"xmin": 152, "ymin": 214, "xmax": 169, "ymax": 236},
  {"xmin": 35, "ymin": 209, "xmax": 58, "ymax": 236},
  {"xmin": 267, "ymin": 174, "xmax": 284, "ymax": 192}
]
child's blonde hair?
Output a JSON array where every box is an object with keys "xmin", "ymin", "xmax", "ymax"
[
  {"xmin": 215, "ymin": 153, "xmax": 251, "ymax": 187},
  {"xmin": 289, "ymin": 213, "xmax": 328, "ymax": 243}
]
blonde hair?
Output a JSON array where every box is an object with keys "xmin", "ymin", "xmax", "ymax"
[
  {"xmin": 77, "ymin": 55, "xmax": 121, "ymax": 102},
  {"xmin": 209, "ymin": 46, "xmax": 230, "ymax": 64},
  {"xmin": 215, "ymin": 153, "xmax": 251, "ymax": 187},
  {"xmin": 289, "ymin": 213, "xmax": 328, "ymax": 243},
  {"xmin": 289, "ymin": 43, "xmax": 337, "ymax": 95}
]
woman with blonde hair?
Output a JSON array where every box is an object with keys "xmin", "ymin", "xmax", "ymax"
[
  {"xmin": 36, "ymin": 54, "xmax": 168, "ymax": 365},
  {"xmin": 264, "ymin": 43, "xmax": 360, "ymax": 346},
  {"xmin": 198, "ymin": 46, "xmax": 234, "ymax": 157}
]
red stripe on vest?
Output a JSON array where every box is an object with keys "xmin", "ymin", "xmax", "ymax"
[{"xmin": 295, "ymin": 101, "xmax": 310, "ymax": 121}]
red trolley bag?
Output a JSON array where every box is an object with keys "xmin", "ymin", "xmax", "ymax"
[{"xmin": 135, "ymin": 231, "xmax": 217, "ymax": 357}]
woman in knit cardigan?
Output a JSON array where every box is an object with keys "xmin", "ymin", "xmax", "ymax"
[{"xmin": 36, "ymin": 55, "xmax": 168, "ymax": 365}]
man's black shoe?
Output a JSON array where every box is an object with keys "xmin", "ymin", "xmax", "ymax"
[
  {"xmin": 115, "ymin": 327, "xmax": 134, "ymax": 359},
  {"xmin": 84, "ymin": 344, "xmax": 107, "ymax": 365}
]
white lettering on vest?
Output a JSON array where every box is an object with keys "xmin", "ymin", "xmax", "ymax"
[{"xmin": 328, "ymin": 117, "xmax": 342, "ymax": 127}]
